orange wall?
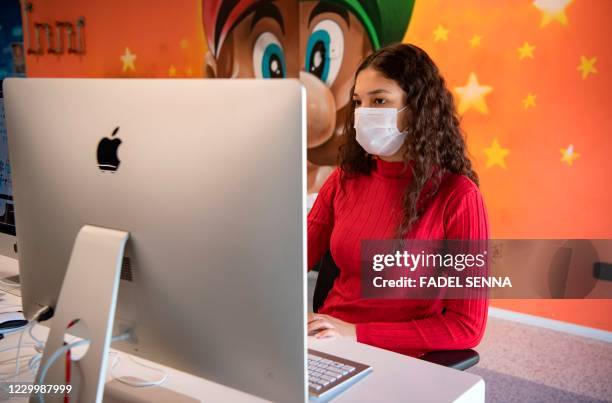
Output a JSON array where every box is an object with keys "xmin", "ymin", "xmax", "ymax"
[
  {"xmin": 22, "ymin": 0, "xmax": 612, "ymax": 331},
  {"xmin": 405, "ymin": 0, "xmax": 612, "ymax": 331},
  {"xmin": 23, "ymin": 0, "xmax": 206, "ymax": 78}
]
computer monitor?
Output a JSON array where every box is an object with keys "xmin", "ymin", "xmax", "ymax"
[
  {"xmin": 4, "ymin": 78, "xmax": 307, "ymax": 402},
  {"xmin": 0, "ymin": 0, "xmax": 27, "ymax": 262},
  {"xmin": 0, "ymin": 81, "xmax": 18, "ymax": 260}
]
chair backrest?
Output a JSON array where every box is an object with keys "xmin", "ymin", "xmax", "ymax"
[{"xmin": 312, "ymin": 250, "xmax": 340, "ymax": 313}]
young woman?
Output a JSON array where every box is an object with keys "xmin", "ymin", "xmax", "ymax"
[{"xmin": 307, "ymin": 43, "xmax": 489, "ymax": 358}]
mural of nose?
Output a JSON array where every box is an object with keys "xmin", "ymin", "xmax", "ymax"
[{"xmin": 300, "ymin": 70, "xmax": 336, "ymax": 149}]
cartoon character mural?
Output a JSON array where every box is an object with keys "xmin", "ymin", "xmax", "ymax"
[{"xmin": 201, "ymin": 0, "xmax": 414, "ymax": 195}]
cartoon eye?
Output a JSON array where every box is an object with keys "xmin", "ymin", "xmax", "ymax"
[
  {"xmin": 305, "ymin": 19, "xmax": 344, "ymax": 86},
  {"xmin": 253, "ymin": 32, "xmax": 286, "ymax": 79}
]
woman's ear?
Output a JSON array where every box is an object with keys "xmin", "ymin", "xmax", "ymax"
[{"xmin": 204, "ymin": 51, "xmax": 217, "ymax": 78}]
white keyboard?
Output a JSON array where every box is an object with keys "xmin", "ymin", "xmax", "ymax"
[{"xmin": 308, "ymin": 349, "xmax": 372, "ymax": 400}]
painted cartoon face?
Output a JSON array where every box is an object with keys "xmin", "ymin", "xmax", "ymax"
[
  {"xmin": 203, "ymin": 1, "xmax": 374, "ymax": 193},
  {"xmin": 299, "ymin": 1, "xmax": 372, "ymax": 147},
  {"xmin": 205, "ymin": 1, "xmax": 299, "ymax": 79},
  {"xmin": 299, "ymin": 1, "xmax": 372, "ymax": 191}
]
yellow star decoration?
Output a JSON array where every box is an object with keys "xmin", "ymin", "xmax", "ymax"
[
  {"xmin": 484, "ymin": 139, "xmax": 510, "ymax": 169},
  {"xmin": 533, "ymin": 0, "xmax": 573, "ymax": 27},
  {"xmin": 433, "ymin": 25, "xmax": 449, "ymax": 42},
  {"xmin": 518, "ymin": 42, "xmax": 535, "ymax": 60},
  {"xmin": 168, "ymin": 65, "xmax": 177, "ymax": 77},
  {"xmin": 453, "ymin": 73, "xmax": 493, "ymax": 115},
  {"xmin": 120, "ymin": 47, "xmax": 136, "ymax": 72},
  {"xmin": 469, "ymin": 35, "xmax": 482, "ymax": 48},
  {"xmin": 186, "ymin": 67, "xmax": 193, "ymax": 77},
  {"xmin": 180, "ymin": 38, "xmax": 189, "ymax": 49},
  {"xmin": 522, "ymin": 93, "xmax": 537, "ymax": 109},
  {"xmin": 560, "ymin": 144, "xmax": 580, "ymax": 166},
  {"xmin": 577, "ymin": 56, "xmax": 597, "ymax": 79}
]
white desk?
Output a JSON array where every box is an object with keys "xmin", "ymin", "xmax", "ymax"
[
  {"xmin": 1, "ymin": 257, "xmax": 484, "ymax": 402},
  {"xmin": 310, "ymin": 338, "xmax": 484, "ymax": 402}
]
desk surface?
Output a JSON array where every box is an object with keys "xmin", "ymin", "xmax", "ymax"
[
  {"xmin": 1, "ymin": 256, "xmax": 484, "ymax": 402},
  {"xmin": 310, "ymin": 337, "xmax": 484, "ymax": 403}
]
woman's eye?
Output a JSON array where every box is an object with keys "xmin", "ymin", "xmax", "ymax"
[
  {"xmin": 305, "ymin": 19, "xmax": 344, "ymax": 86},
  {"xmin": 353, "ymin": 99, "xmax": 361, "ymax": 107},
  {"xmin": 373, "ymin": 98, "xmax": 387, "ymax": 105},
  {"xmin": 253, "ymin": 32, "xmax": 286, "ymax": 79}
]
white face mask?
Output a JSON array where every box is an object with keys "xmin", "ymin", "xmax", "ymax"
[{"xmin": 354, "ymin": 106, "xmax": 408, "ymax": 157}]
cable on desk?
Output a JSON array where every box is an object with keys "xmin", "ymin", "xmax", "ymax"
[
  {"xmin": 0, "ymin": 342, "xmax": 39, "ymax": 378},
  {"xmin": 108, "ymin": 351, "xmax": 169, "ymax": 388},
  {"xmin": 35, "ymin": 331, "xmax": 132, "ymax": 403},
  {"xmin": 0, "ymin": 305, "xmax": 50, "ymax": 396},
  {"xmin": 3, "ymin": 312, "xmax": 168, "ymax": 402}
]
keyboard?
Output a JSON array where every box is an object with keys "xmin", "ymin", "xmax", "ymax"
[{"xmin": 308, "ymin": 349, "xmax": 372, "ymax": 400}]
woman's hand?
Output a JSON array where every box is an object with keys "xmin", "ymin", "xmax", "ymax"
[{"xmin": 308, "ymin": 313, "xmax": 357, "ymax": 340}]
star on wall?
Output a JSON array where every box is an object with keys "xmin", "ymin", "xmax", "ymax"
[
  {"xmin": 454, "ymin": 73, "xmax": 493, "ymax": 115},
  {"xmin": 560, "ymin": 144, "xmax": 580, "ymax": 166},
  {"xmin": 469, "ymin": 35, "xmax": 482, "ymax": 48},
  {"xmin": 518, "ymin": 42, "xmax": 535, "ymax": 60},
  {"xmin": 484, "ymin": 139, "xmax": 510, "ymax": 169},
  {"xmin": 168, "ymin": 65, "xmax": 177, "ymax": 77},
  {"xmin": 533, "ymin": 0, "xmax": 573, "ymax": 27},
  {"xmin": 120, "ymin": 47, "xmax": 137, "ymax": 72},
  {"xmin": 522, "ymin": 93, "xmax": 537, "ymax": 109},
  {"xmin": 577, "ymin": 56, "xmax": 597, "ymax": 79},
  {"xmin": 433, "ymin": 25, "xmax": 449, "ymax": 42}
]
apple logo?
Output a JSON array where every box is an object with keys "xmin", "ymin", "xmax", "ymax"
[{"xmin": 97, "ymin": 126, "xmax": 122, "ymax": 172}]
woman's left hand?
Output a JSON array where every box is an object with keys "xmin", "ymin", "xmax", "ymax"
[{"xmin": 308, "ymin": 313, "xmax": 357, "ymax": 340}]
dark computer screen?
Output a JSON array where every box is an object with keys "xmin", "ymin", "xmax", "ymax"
[
  {"xmin": 0, "ymin": 83, "xmax": 16, "ymax": 236},
  {"xmin": 0, "ymin": 0, "xmax": 25, "ymax": 236}
]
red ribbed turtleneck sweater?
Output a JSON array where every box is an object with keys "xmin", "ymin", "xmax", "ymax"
[{"xmin": 308, "ymin": 159, "xmax": 489, "ymax": 357}]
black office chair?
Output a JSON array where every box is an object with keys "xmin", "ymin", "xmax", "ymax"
[{"xmin": 312, "ymin": 250, "xmax": 480, "ymax": 371}]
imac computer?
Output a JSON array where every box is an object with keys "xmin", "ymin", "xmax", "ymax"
[{"xmin": 4, "ymin": 78, "xmax": 308, "ymax": 402}]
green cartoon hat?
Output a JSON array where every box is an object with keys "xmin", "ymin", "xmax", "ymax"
[{"xmin": 314, "ymin": 0, "xmax": 415, "ymax": 49}]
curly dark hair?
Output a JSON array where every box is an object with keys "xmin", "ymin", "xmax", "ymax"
[{"xmin": 338, "ymin": 43, "xmax": 479, "ymax": 237}]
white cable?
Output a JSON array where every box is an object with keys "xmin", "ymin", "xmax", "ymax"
[
  {"xmin": 28, "ymin": 323, "xmax": 45, "ymax": 348},
  {"xmin": 12, "ymin": 305, "xmax": 49, "ymax": 382},
  {"xmin": 35, "ymin": 331, "xmax": 132, "ymax": 403},
  {"xmin": 36, "ymin": 338, "xmax": 89, "ymax": 403},
  {"xmin": 108, "ymin": 352, "xmax": 168, "ymax": 388},
  {"xmin": 0, "ymin": 306, "xmax": 48, "ymax": 397},
  {"xmin": 0, "ymin": 324, "xmax": 45, "ymax": 380},
  {"xmin": 0, "ymin": 337, "xmax": 40, "ymax": 396},
  {"xmin": 12, "ymin": 320, "xmax": 33, "ymax": 382},
  {"xmin": 0, "ymin": 307, "xmax": 49, "ymax": 385},
  {"xmin": 0, "ymin": 351, "xmax": 37, "ymax": 367},
  {"xmin": 28, "ymin": 353, "xmax": 42, "ymax": 373},
  {"xmin": 0, "ymin": 358, "xmax": 37, "ymax": 379},
  {"xmin": 0, "ymin": 354, "xmax": 37, "ymax": 377},
  {"xmin": 0, "ymin": 343, "xmax": 38, "ymax": 355}
]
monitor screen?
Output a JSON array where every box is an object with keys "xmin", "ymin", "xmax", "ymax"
[
  {"xmin": 0, "ymin": 84, "xmax": 15, "ymax": 236},
  {"xmin": 0, "ymin": 0, "xmax": 25, "ymax": 236}
]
